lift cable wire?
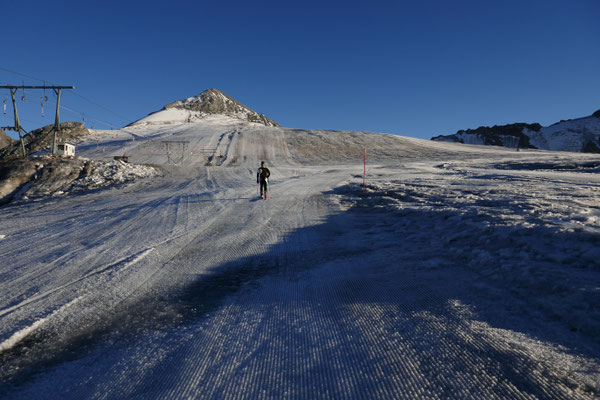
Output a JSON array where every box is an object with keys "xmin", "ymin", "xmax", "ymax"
[
  {"xmin": 3, "ymin": 90, "xmax": 120, "ymax": 131},
  {"xmin": 65, "ymin": 91, "xmax": 129, "ymax": 122},
  {"xmin": 0, "ymin": 65, "xmax": 130, "ymax": 124},
  {"xmin": 33, "ymin": 94, "xmax": 119, "ymax": 130},
  {"xmin": 0, "ymin": 66, "xmax": 49, "ymax": 84}
]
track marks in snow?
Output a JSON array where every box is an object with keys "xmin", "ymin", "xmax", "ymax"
[
  {"xmin": 0, "ymin": 247, "xmax": 154, "ymax": 318},
  {"xmin": 108, "ymin": 175, "xmax": 599, "ymax": 399},
  {"xmin": 0, "ymin": 296, "xmax": 83, "ymax": 352},
  {"xmin": 3, "ymin": 120, "xmax": 600, "ymax": 399}
]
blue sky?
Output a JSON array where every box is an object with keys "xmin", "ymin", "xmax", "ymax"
[{"xmin": 1, "ymin": 0, "xmax": 598, "ymax": 139}]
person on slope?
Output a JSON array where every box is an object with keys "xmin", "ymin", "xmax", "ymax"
[{"xmin": 257, "ymin": 161, "xmax": 270, "ymax": 200}]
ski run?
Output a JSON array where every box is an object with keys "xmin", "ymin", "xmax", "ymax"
[{"xmin": 1, "ymin": 115, "xmax": 599, "ymax": 399}]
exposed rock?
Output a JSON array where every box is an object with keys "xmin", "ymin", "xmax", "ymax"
[
  {"xmin": 582, "ymin": 140, "xmax": 600, "ymax": 153},
  {"xmin": 0, "ymin": 122, "xmax": 89, "ymax": 160},
  {"xmin": 164, "ymin": 89, "xmax": 280, "ymax": 127},
  {"xmin": 432, "ymin": 123, "xmax": 540, "ymax": 149},
  {"xmin": 432, "ymin": 111, "xmax": 600, "ymax": 153},
  {"xmin": 0, "ymin": 130, "xmax": 15, "ymax": 149},
  {"xmin": 0, "ymin": 154, "xmax": 160, "ymax": 206},
  {"xmin": 130, "ymin": 89, "xmax": 280, "ymax": 127},
  {"xmin": 0, "ymin": 157, "xmax": 40, "ymax": 203}
]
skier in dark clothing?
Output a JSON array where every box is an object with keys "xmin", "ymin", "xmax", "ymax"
[{"xmin": 257, "ymin": 161, "xmax": 270, "ymax": 199}]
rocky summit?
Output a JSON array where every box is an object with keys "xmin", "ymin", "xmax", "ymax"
[{"xmin": 132, "ymin": 89, "xmax": 280, "ymax": 127}]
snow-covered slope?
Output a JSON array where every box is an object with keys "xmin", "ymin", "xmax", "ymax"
[
  {"xmin": 432, "ymin": 110, "xmax": 600, "ymax": 153},
  {"xmin": 529, "ymin": 115, "xmax": 600, "ymax": 152},
  {"xmin": 1, "ymin": 118, "xmax": 599, "ymax": 399},
  {"xmin": 130, "ymin": 88, "xmax": 280, "ymax": 127}
]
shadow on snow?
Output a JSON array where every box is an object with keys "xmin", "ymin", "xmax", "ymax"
[{"xmin": 1, "ymin": 183, "xmax": 599, "ymax": 399}]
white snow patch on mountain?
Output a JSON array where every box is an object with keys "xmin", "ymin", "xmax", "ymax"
[
  {"xmin": 129, "ymin": 108, "xmax": 203, "ymax": 126},
  {"xmin": 433, "ymin": 111, "xmax": 600, "ymax": 153},
  {"xmin": 130, "ymin": 89, "xmax": 280, "ymax": 127},
  {"xmin": 529, "ymin": 115, "xmax": 600, "ymax": 152}
]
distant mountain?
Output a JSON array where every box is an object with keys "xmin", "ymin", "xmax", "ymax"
[
  {"xmin": 431, "ymin": 110, "xmax": 600, "ymax": 153},
  {"xmin": 130, "ymin": 89, "xmax": 280, "ymax": 127}
]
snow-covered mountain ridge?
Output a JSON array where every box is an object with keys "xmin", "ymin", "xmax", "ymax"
[
  {"xmin": 432, "ymin": 110, "xmax": 600, "ymax": 153},
  {"xmin": 129, "ymin": 88, "xmax": 280, "ymax": 127}
]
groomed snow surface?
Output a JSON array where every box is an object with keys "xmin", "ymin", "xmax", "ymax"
[{"xmin": 0, "ymin": 116, "xmax": 599, "ymax": 399}]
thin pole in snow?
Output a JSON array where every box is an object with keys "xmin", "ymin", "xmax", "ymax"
[{"xmin": 363, "ymin": 147, "xmax": 366, "ymax": 194}]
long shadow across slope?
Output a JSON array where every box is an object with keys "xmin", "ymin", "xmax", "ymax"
[{"xmin": 1, "ymin": 184, "xmax": 599, "ymax": 399}]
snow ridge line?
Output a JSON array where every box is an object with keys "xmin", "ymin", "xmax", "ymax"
[
  {"xmin": 0, "ymin": 247, "xmax": 155, "ymax": 318},
  {"xmin": 0, "ymin": 296, "xmax": 83, "ymax": 352}
]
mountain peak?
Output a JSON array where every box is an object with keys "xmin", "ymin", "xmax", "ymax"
[
  {"xmin": 431, "ymin": 110, "xmax": 600, "ymax": 153},
  {"xmin": 163, "ymin": 89, "xmax": 280, "ymax": 127}
]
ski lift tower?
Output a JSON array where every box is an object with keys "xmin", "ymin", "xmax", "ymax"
[
  {"xmin": 160, "ymin": 140, "xmax": 190, "ymax": 165},
  {"xmin": 0, "ymin": 85, "xmax": 74, "ymax": 157}
]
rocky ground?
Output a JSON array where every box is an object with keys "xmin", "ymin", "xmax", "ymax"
[
  {"xmin": 0, "ymin": 130, "xmax": 16, "ymax": 149},
  {"xmin": 0, "ymin": 122, "xmax": 89, "ymax": 160},
  {"xmin": 0, "ymin": 122, "xmax": 160, "ymax": 206},
  {"xmin": 0, "ymin": 155, "xmax": 160, "ymax": 205}
]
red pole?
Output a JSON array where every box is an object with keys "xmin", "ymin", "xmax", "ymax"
[{"xmin": 363, "ymin": 147, "xmax": 366, "ymax": 193}]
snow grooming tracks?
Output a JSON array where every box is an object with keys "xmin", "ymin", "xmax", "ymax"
[
  {"xmin": 0, "ymin": 247, "xmax": 162, "ymax": 386},
  {"xmin": 208, "ymin": 130, "xmax": 238, "ymax": 166},
  {"xmin": 0, "ymin": 296, "xmax": 83, "ymax": 353},
  {"xmin": 330, "ymin": 176, "xmax": 599, "ymax": 397},
  {"xmin": 2, "ymin": 118, "xmax": 600, "ymax": 399},
  {"xmin": 40, "ymin": 177, "xmax": 596, "ymax": 400},
  {"xmin": 0, "ymin": 247, "xmax": 155, "ymax": 319}
]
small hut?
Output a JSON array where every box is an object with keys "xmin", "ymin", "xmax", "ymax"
[{"xmin": 57, "ymin": 143, "xmax": 75, "ymax": 156}]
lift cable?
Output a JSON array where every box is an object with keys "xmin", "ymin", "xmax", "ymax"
[
  {"xmin": 2, "ymin": 90, "xmax": 118, "ymax": 131},
  {"xmin": 0, "ymin": 65, "xmax": 130, "ymax": 124},
  {"xmin": 0, "ymin": 66, "xmax": 48, "ymax": 84}
]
